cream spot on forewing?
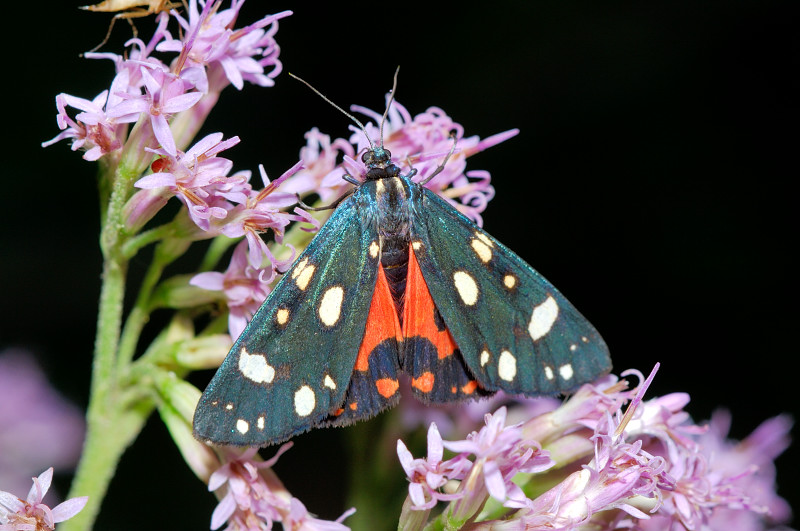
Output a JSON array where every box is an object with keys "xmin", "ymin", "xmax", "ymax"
[
  {"xmin": 257, "ymin": 416, "xmax": 265, "ymax": 430},
  {"xmin": 503, "ymin": 274, "xmax": 517, "ymax": 289},
  {"xmin": 559, "ymin": 364, "xmax": 574, "ymax": 381},
  {"xmin": 498, "ymin": 350, "xmax": 517, "ymax": 381},
  {"xmin": 294, "ymin": 385, "xmax": 316, "ymax": 417},
  {"xmin": 544, "ymin": 365, "xmax": 554, "ymax": 380},
  {"xmin": 369, "ymin": 241, "xmax": 380, "ymax": 258},
  {"xmin": 276, "ymin": 308, "xmax": 289, "ymax": 325},
  {"xmin": 238, "ymin": 347, "xmax": 275, "ymax": 384},
  {"xmin": 480, "ymin": 350, "xmax": 490, "ymax": 367},
  {"xmin": 453, "ymin": 271, "xmax": 479, "ymax": 306},
  {"xmin": 570, "ymin": 343, "xmax": 578, "ymax": 352},
  {"xmin": 291, "ymin": 258, "xmax": 309, "ymax": 279},
  {"xmin": 324, "ymin": 374, "xmax": 337, "ymax": 390},
  {"xmin": 412, "ymin": 240, "xmax": 422, "ymax": 251},
  {"xmin": 471, "ymin": 238, "xmax": 492, "ymax": 263},
  {"xmin": 236, "ymin": 419, "xmax": 249, "ymax": 434},
  {"xmin": 318, "ymin": 286, "xmax": 345, "ymax": 326},
  {"xmin": 295, "ymin": 263, "xmax": 316, "ymax": 291},
  {"xmin": 476, "ymin": 231, "xmax": 494, "ymax": 248},
  {"xmin": 582, "ymin": 336, "xmax": 589, "ymax": 343},
  {"xmin": 225, "ymin": 403, "xmax": 234, "ymax": 411},
  {"xmin": 528, "ymin": 295, "xmax": 559, "ymax": 341}
]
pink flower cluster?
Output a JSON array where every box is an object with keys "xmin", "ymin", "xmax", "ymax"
[
  {"xmin": 397, "ymin": 365, "xmax": 793, "ymax": 530},
  {"xmin": 42, "ymin": 1, "xmax": 300, "ymax": 243},
  {"xmin": 208, "ymin": 444, "xmax": 354, "ymax": 531}
]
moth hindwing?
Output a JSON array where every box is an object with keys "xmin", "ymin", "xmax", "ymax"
[{"xmin": 193, "ymin": 147, "xmax": 611, "ymax": 446}]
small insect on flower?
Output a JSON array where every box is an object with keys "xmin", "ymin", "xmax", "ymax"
[
  {"xmin": 193, "ymin": 70, "xmax": 612, "ymax": 447},
  {"xmin": 80, "ymin": 0, "xmax": 183, "ymax": 53}
]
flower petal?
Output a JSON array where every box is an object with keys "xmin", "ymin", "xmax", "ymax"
[{"xmin": 51, "ymin": 496, "xmax": 89, "ymax": 523}]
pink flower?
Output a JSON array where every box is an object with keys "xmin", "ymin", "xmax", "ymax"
[
  {"xmin": 159, "ymin": 0, "xmax": 292, "ymax": 92},
  {"xmin": 652, "ymin": 410, "xmax": 793, "ymax": 530},
  {"xmin": 397, "ymin": 423, "xmax": 472, "ymax": 510},
  {"xmin": 219, "ymin": 161, "xmax": 313, "ymax": 268},
  {"xmin": 282, "ymin": 498, "xmax": 355, "ymax": 531},
  {"xmin": 134, "ymin": 133, "xmax": 242, "ymax": 230},
  {"xmin": 443, "ymin": 407, "xmax": 554, "ymax": 507},
  {"xmin": 191, "ymin": 240, "xmax": 274, "ymax": 338},
  {"xmin": 208, "ymin": 445, "xmax": 292, "ymax": 530},
  {"xmin": 207, "ymin": 444, "xmax": 354, "ymax": 531},
  {"xmin": 41, "ymin": 91, "xmax": 123, "ymax": 161},
  {"xmin": 107, "ymin": 67, "xmax": 203, "ymax": 156},
  {"xmin": 0, "ymin": 468, "xmax": 88, "ymax": 531},
  {"xmin": 278, "ymin": 128, "xmax": 356, "ymax": 202}
]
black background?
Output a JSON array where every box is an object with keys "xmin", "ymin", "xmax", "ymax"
[{"xmin": 2, "ymin": 1, "xmax": 796, "ymax": 529}]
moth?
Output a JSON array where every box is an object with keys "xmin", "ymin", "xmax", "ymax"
[{"xmin": 193, "ymin": 74, "xmax": 611, "ymax": 446}]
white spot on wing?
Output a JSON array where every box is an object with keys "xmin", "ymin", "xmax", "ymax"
[
  {"xmin": 476, "ymin": 232, "xmax": 494, "ymax": 248},
  {"xmin": 503, "ymin": 274, "xmax": 517, "ymax": 289},
  {"xmin": 238, "ymin": 347, "xmax": 275, "ymax": 384},
  {"xmin": 453, "ymin": 271, "xmax": 479, "ymax": 306},
  {"xmin": 225, "ymin": 403, "xmax": 234, "ymax": 411},
  {"xmin": 236, "ymin": 419, "xmax": 249, "ymax": 434},
  {"xmin": 324, "ymin": 374, "xmax": 337, "ymax": 390},
  {"xmin": 559, "ymin": 364, "xmax": 574, "ymax": 381},
  {"xmin": 318, "ymin": 286, "xmax": 345, "ymax": 326},
  {"xmin": 291, "ymin": 258, "xmax": 308, "ymax": 279},
  {"xmin": 276, "ymin": 308, "xmax": 289, "ymax": 325},
  {"xmin": 257, "ymin": 416, "xmax": 265, "ymax": 430},
  {"xmin": 412, "ymin": 240, "xmax": 422, "ymax": 251},
  {"xmin": 369, "ymin": 241, "xmax": 379, "ymax": 258},
  {"xmin": 295, "ymin": 263, "xmax": 316, "ymax": 291},
  {"xmin": 294, "ymin": 385, "xmax": 316, "ymax": 417},
  {"xmin": 544, "ymin": 365, "xmax": 554, "ymax": 380},
  {"xmin": 528, "ymin": 295, "xmax": 559, "ymax": 341},
  {"xmin": 498, "ymin": 350, "xmax": 517, "ymax": 381},
  {"xmin": 471, "ymin": 238, "xmax": 492, "ymax": 263},
  {"xmin": 480, "ymin": 350, "xmax": 490, "ymax": 367}
]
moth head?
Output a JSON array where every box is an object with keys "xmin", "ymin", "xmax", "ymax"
[{"xmin": 363, "ymin": 147, "xmax": 401, "ymax": 181}]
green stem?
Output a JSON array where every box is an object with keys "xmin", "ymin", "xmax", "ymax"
[
  {"xmin": 115, "ymin": 245, "xmax": 170, "ymax": 370},
  {"xmin": 120, "ymin": 223, "xmax": 177, "ymax": 260},
  {"xmin": 63, "ymin": 150, "xmax": 152, "ymax": 530}
]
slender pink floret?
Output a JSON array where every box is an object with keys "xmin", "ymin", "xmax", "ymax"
[{"xmin": 0, "ymin": 468, "xmax": 88, "ymax": 531}]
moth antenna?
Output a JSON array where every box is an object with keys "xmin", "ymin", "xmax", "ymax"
[
  {"xmin": 379, "ymin": 66, "xmax": 401, "ymax": 148},
  {"xmin": 289, "ymin": 72, "xmax": 374, "ymax": 149}
]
